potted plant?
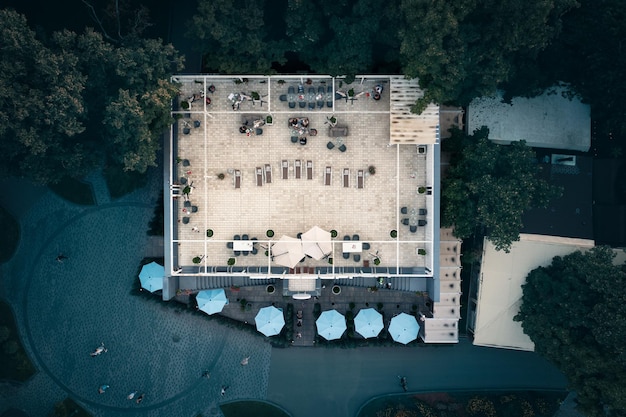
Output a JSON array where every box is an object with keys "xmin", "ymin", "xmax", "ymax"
[
  {"xmin": 180, "ymin": 100, "xmax": 190, "ymax": 110},
  {"xmin": 418, "ymin": 186, "xmax": 426, "ymax": 194},
  {"xmin": 183, "ymin": 185, "xmax": 191, "ymax": 196},
  {"xmin": 217, "ymin": 173, "xmax": 225, "ymax": 180},
  {"xmin": 266, "ymin": 285, "xmax": 275, "ymax": 294},
  {"xmin": 418, "ymin": 249, "xmax": 427, "ymax": 255},
  {"xmin": 332, "ymin": 285, "xmax": 341, "ymax": 295},
  {"xmin": 330, "ymin": 230, "xmax": 338, "ymax": 238},
  {"xmin": 227, "ymin": 258, "xmax": 236, "ymax": 266},
  {"xmin": 327, "ymin": 116, "xmax": 337, "ymax": 127},
  {"xmin": 328, "ymin": 257, "xmax": 333, "ymax": 265},
  {"xmin": 251, "ymin": 91, "xmax": 261, "ymax": 101},
  {"xmin": 230, "ymin": 285, "xmax": 240, "ymax": 292},
  {"xmin": 266, "ymin": 229, "xmax": 274, "ymax": 238},
  {"xmin": 192, "ymin": 256, "xmax": 202, "ymax": 264},
  {"xmin": 390, "ymin": 230, "xmax": 398, "ymax": 238},
  {"xmin": 206, "ymin": 229, "xmax": 213, "ymax": 238},
  {"xmin": 368, "ymin": 166, "xmax": 376, "ymax": 175},
  {"xmin": 374, "ymin": 258, "xmax": 381, "ymax": 266},
  {"xmin": 266, "ymin": 115, "xmax": 273, "ymax": 125},
  {"xmin": 176, "ymin": 157, "xmax": 182, "ymax": 164}
]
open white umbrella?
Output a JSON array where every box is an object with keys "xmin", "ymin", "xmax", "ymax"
[
  {"xmin": 316, "ymin": 309, "xmax": 346, "ymax": 340},
  {"xmin": 388, "ymin": 313, "xmax": 420, "ymax": 344},
  {"xmin": 139, "ymin": 261, "xmax": 164, "ymax": 292},
  {"xmin": 196, "ymin": 289, "xmax": 228, "ymax": 315},
  {"xmin": 301, "ymin": 226, "xmax": 332, "ymax": 260},
  {"xmin": 354, "ymin": 308, "xmax": 384, "ymax": 338},
  {"xmin": 255, "ymin": 306, "xmax": 285, "ymax": 337},
  {"xmin": 271, "ymin": 236, "xmax": 305, "ymax": 269}
]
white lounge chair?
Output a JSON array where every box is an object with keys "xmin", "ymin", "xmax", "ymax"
[
  {"xmin": 295, "ymin": 160, "xmax": 302, "ymax": 179},
  {"xmin": 264, "ymin": 164, "xmax": 272, "ymax": 184},
  {"xmin": 234, "ymin": 170, "xmax": 241, "ymax": 189},
  {"xmin": 343, "ymin": 169, "xmax": 350, "ymax": 188},
  {"xmin": 282, "ymin": 160, "xmax": 289, "ymax": 179},
  {"xmin": 357, "ymin": 169, "xmax": 364, "ymax": 189},
  {"xmin": 324, "ymin": 167, "xmax": 332, "ymax": 186}
]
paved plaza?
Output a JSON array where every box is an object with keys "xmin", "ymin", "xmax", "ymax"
[{"xmin": 0, "ymin": 170, "xmax": 567, "ymax": 417}]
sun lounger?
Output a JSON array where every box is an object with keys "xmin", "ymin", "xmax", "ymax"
[
  {"xmin": 343, "ymin": 168, "xmax": 350, "ymax": 188},
  {"xmin": 357, "ymin": 170, "xmax": 364, "ymax": 189},
  {"xmin": 282, "ymin": 160, "xmax": 289, "ymax": 179},
  {"xmin": 317, "ymin": 86, "xmax": 325, "ymax": 108},
  {"xmin": 264, "ymin": 164, "xmax": 272, "ymax": 184},
  {"xmin": 306, "ymin": 160, "xmax": 313, "ymax": 180},
  {"xmin": 234, "ymin": 170, "xmax": 241, "ymax": 189},
  {"xmin": 325, "ymin": 167, "xmax": 332, "ymax": 186},
  {"xmin": 256, "ymin": 167, "xmax": 263, "ymax": 186},
  {"xmin": 295, "ymin": 160, "xmax": 302, "ymax": 179},
  {"xmin": 326, "ymin": 85, "xmax": 333, "ymax": 107}
]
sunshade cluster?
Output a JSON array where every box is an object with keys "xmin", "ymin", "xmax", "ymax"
[{"xmin": 271, "ymin": 226, "xmax": 332, "ymax": 268}]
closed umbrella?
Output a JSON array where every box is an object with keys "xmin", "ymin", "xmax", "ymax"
[
  {"xmin": 255, "ymin": 306, "xmax": 285, "ymax": 337},
  {"xmin": 315, "ymin": 309, "xmax": 346, "ymax": 340},
  {"xmin": 301, "ymin": 226, "xmax": 332, "ymax": 260},
  {"xmin": 388, "ymin": 313, "xmax": 420, "ymax": 344},
  {"xmin": 271, "ymin": 236, "xmax": 305, "ymax": 268},
  {"xmin": 354, "ymin": 308, "xmax": 384, "ymax": 338},
  {"xmin": 196, "ymin": 289, "xmax": 228, "ymax": 315},
  {"xmin": 139, "ymin": 261, "xmax": 164, "ymax": 292}
]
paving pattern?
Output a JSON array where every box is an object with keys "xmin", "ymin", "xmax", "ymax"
[{"xmin": 0, "ymin": 170, "xmax": 271, "ymax": 417}]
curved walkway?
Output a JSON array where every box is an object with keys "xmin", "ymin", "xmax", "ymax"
[{"xmin": 0, "ymin": 169, "xmax": 567, "ymax": 417}]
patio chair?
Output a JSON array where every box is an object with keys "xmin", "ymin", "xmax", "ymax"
[
  {"xmin": 179, "ymin": 177, "xmax": 187, "ymax": 185},
  {"xmin": 264, "ymin": 164, "xmax": 272, "ymax": 184},
  {"xmin": 182, "ymin": 159, "xmax": 190, "ymax": 166},
  {"xmin": 289, "ymin": 101, "xmax": 296, "ymax": 109},
  {"xmin": 324, "ymin": 166, "xmax": 332, "ymax": 186},
  {"xmin": 343, "ymin": 252, "xmax": 350, "ymax": 259},
  {"xmin": 234, "ymin": 235, "xmax": 241, "ymax": 240},
  {"xmin": 343, "ymin": 168, "xmax": 350, "ymax": 188},
  {"xmin": 338, "ymin": 144, "xmax": 347, "ymax": 152},
  {"xmin": 299, "ymin": 101, "xmax": 306, "ymax": 109},
  {"xmin": 234, "ymin": 170, "xmax": 241, "ymax": 189},
  {"xmin": 191, "ymin": 206, "xmax": 198, "ymax": 213},
  {"xmin": 354, "ymin": 254, "xmax": 361, "ymax": 262},
  {"xmin": 281, "ymin": 160, "xmax": 289, "ymax": 179},
  {"xmin": 410, "ymin": 225, "xmax": 417, "ymax": 233},
  {"xmin": 308, "ymin": 101, "xmax": 316, "ymax": 110},
  {"xmin": 243, "ymin": 250, "xmax": 249, "ymax": 256},
  {"xmin": 344, "ymin": 235, "xmax": 351, "ymax": 240},
  {"xmin": 352, "ymin": 234, "xmax": 360, "ymax": 241},
  {"xmin": 256, "ymin": 167, "xmax": 263, "ymax": 186},
  {"xmin": 184, "ymin": 201, "xmax": 191, "ymax": 207},
  {"xmin": 401, "ymin": 207, "xmax": 408, "ymax": 214},
  {"xmin": 181, "ymin": 217, "xmax": 190, "ymax": 225},
  {"xmin": 291, "ymin": 136, "xmax": 298, "ymax": 143},
  {"xmin": 227, "ymin": 242, "xmax": 233, "ymax": 249},
  {"xmin": 362, "ymin": 242, "xmax": 371, "ymax": 250},
  {"xmin": 419, "ymin": 208, "xmax": 427, "ymax": 215},
  {"xmin": 242, "ymin": 234, "xmax": 249, "ymax": 240},
  {"xmin": 234, "ymin": 251, "xmax": 241, "ymax": 256},
  {"xmin": 418, "ymin": 220, "xmax": 427, "ymax": 226},
  {"xmin": 251, "ymin": 247, "xmax": 258, "ymax": 255},
  {"xmin": 306, "ymin": 160, "xmax": 313, "ymax": 180},
  {"xmin": 255, "ymin": 128, "xmax": 263, "ymax": 135},
  {"xmin": 279, "ymin": 94, "xmax": 287, "ymax": 101},
  {"xmin": 194, "ymin": 120, "xmax": 201, "ymax": 128},
  {"xmin": 295, "ymin": 160, "xmax": 302, "ymax": 179},
  {"xmin": 326, "ymin": 141, "xmax": 335, "ymax": 150},
  {"xmin": 402, "ymin": 218, "xmax": 409, "ymax": 226},
  {"xmin": 288, "ymin": 86, "xmax": 295, "ymax": 94},
  {"xmin": 357, "ymin": 170, "xmax": 364, "ymax": 189}
]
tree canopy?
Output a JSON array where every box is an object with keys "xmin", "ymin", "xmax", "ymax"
[
  {"xmin": 0, "ymin": 8, "xmax": 183, "ymax": 185},
  {"xmin": 441, "ymin": 127, "xmax": 561, "ymax": 251},
  {"xmin": 515, "ymin": 246, "xmax": 626, "ymax": 417}
]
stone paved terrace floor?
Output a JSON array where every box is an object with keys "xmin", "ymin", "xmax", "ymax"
[{"xmin": 171, "ymin": 76, "xmax": 435, "ymax": 275}]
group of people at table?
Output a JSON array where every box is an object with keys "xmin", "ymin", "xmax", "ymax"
[{"xmin": 289, "ymin": 117, "xmax": 317, "ymax": 145}]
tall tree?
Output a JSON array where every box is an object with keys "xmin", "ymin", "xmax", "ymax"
[
  {"xmin": 441, "ymin": 127, "xmax": 561, "ymax": 251},
  {"xmin": 399, "ymin": 0, "xmax": 578, "ymax": 112},
  {"xmin": 515, "ymin": 246, "xmax": 626, "ymax": 417}
]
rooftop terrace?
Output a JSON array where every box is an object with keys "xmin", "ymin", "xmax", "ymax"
[{"xmin": 165, "ymin": 75, "xmax": 440, "ymax": 301}]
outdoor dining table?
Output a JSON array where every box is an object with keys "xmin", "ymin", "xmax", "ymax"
[
  {"xmin": 233, "ymin": 240, "xmax": 253, "ymax": 251},
  {"xmin": 342, "ymin": 242, "xmax": 363, "ymax": 253}
]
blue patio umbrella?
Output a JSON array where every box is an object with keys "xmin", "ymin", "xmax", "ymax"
[
  {"xmin": 255, "ymin": 306, "xmax": 285, "ymax": 337},
  {"xmin": 196, "ymin": 289, "xmax": 228, "ymax": 315},
  {"xmin": 354, "ymin": 308, "xmax": 384, "ymax": 338},
  {"xmin": 138, "ymin": 261, "xmax": 164, "ymax": 292},
  {"xmin": 315, "ymin": 309, "xmax": 346, "ymax": 341},
  {"xmin": 388, "ymin": 313, "xmax": 420, "ymax": 345}
]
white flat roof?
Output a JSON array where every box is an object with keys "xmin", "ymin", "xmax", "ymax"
[
  {"xmin": 474, "ymin": 234, "xmax": 594, "ymax": 351},
  {"xmin": 467, "ymin": 86, "xmax": 591, "ymax": 152}
]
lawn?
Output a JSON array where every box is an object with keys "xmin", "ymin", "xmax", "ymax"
[
  {"xmin": 358, "ymin": 390, "xmax": 568, "ymax": 417},
  {"xmin": 221, "ymin": 401, "xmax": 291, "ymax": 417},
  {"xmin": 0, "ymin": 301, "xmax": 36, "ymax": 381}
]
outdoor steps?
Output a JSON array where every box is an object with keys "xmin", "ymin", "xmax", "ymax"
[
  {"xmin": 333, "ymin": 276, "xmax": 418, "ymax": 293},
  {"xmin": 192, "ymin": 275, "xmax": 276, "ymax": 290}
]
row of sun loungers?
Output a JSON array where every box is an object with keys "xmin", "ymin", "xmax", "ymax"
[{"xmin": 236, "ymin": 165, "xmax": 364, "ymax": 187}]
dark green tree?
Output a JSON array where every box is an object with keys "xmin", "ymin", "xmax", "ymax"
[
  {"xmin": 515, "ymin": 246, "xmax": 626, "ymax": 417},
  {"xmin": 399, "ymin": 0, "xmax": 578, "ymax": 113},
  {"xmin": 441, "ymin": 127, "xmax": 561, "ymax": 251}
]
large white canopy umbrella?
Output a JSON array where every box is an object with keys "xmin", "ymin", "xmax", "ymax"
[
  {"xmin": 388, "ymin": 313, "xmax": 420, "ymax": 344},
  {"xmin": 300, "ymin": 226, "xmax": 332, "ymax": 260},
  {"xmin": 139, "ymin": 261, "xmax": 164, "ymax": 292},
  {"xmin": 354, "ymin": 308, "xmax": 384, "ymax": 338},
  {"xmin": 316, "ymin": 309, "xmax": 347, "ymax": 340},
  {"xmin": 271, "ymin": 236, "xmax": 305, "ymax": 269},
  {"xmin": 255, "ymin": 306, "xmax": 285, "ymax": 337},
  {"xmin": 196, "ymin": 289, "xmax": 228, "ymax": 315}
]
